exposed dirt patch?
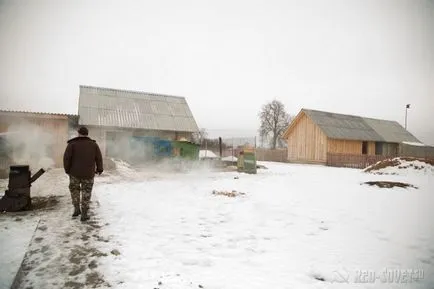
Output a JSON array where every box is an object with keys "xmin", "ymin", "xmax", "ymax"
[
  {"xmin": 30, "ymin": 196, "xmax": 61, "ymax": 211},
  {"xmin": 212, "ymin": 190, "xmax": 246, "ymax": 198},
  {"xmin": 69, "ymin": 265, "xmax": 87, "ymax": 276},
  {"xmin": 65, "ymin": 281, "xmax": 85, "ymax": 289},
  {"xmin": 88, "ymin": 260, "xmax": 98, "ymax": 269},
  {"xmin": 400, "ymin": 157, "xmax": 434, "ymax": 166},
  {"xmin": 69, "ymin": 246, "xmax": 89, "ymax": 264},
  {"xmin": 110, "ymin": 249, "xmax": 121, "ymax": 256},
  {"xmin": 68, "ymin": 245, "xmax": 109, "ymax": 265},
  {"xmin": 86, "ymin": 272, "xmax": 110, "ymax": 288},
  {"xmin": 311, "ymin": 273, "xmax": 327, "ymax": 282},
  {"xmin": 365, "ymin": 157, "xmax": 434, "ymax": 173},
  {"xmin": 37, "ymin": 225, "xmax": 47, "ymax": 231},
  {"xmin": 34, "ymin": 237, "xmax": 43, "ymax": 243},
  {"xmin": 363, "ymin": 181, "xmax": 418, "ymax": 189},
  {"xmin": 364, "ymin": 158, "xmax": 400, "ymax": 172},
  {"xmin": 90, "ymin": 250, "xmax": 108, "ymax": 258},
  {"xmin": 14, "ymin": 209, "xmax": 112, "ymax": 288}
]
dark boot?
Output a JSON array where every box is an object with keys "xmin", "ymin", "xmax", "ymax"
[
  {"xmin": 72, "ymin": 206, "xmax": 81, "ymax": 217},
  {"xmin": 80, "ymin": 209, "xmax": 90, "ymax": 222}
]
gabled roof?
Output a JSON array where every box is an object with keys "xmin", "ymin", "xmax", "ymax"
[
  {"xmin": 283, "ymin": 108, "xmax": 420, "ymax": 143},
  {"xmin": 78, "ymin": 85, "xmax": 199, "ymax": 132}
]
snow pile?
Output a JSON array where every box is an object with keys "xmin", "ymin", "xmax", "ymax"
[
  {"xmin": 364, "ymin": 157, "xmax": 434, "ymax": 176},
  {"xmin": 402, "ymin": 141, "xmax": 425, "ymax": 147},
  {"xmin": 199, "ymin": 150, "xmax": 218, "ymax": 159},
  {"xmin": 113, "ymin": 159, "xmax": 138, "ymax": 177}
]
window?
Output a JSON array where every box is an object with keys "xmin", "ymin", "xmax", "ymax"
[{"xmin": 362, "ymin": 141, "xmax": 368, "ymax": 155}]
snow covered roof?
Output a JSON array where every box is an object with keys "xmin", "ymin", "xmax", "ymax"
[
  {"xmin": 78, "ymin": 85, "xmax": 199, "ymax": 132},
  {"xmin": 199, "ymin": 150, "xmax": 218, "ymax": 159},
  {"xmin": 221, "ymin": 156, "xmax": 238, "ymax": 161},
  {"xmin": 284, "ymin": 108, "xmax": 420, "ymax": 143},
  {"xmin": 401, "ymin": 141, "xmax": 425, "ymax": 147}
]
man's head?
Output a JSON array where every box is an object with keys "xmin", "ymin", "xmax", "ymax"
[{"xmin": 77, "ymin": 126, "xmax": 89, "ymax": 137}]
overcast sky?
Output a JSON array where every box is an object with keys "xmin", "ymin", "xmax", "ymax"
[{"xmin": 0, "ymin": 0, "xmax": 433, "ymax": 143}]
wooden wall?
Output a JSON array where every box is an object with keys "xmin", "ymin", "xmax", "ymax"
[
  {"xmin": 328, "ymin": 139, "xmax": 361, "ymax": 154},
  {"xmin": 368, "ymin": 142, "xmax": 375, "ymax": 155},
  {"xmin": 256, "ymin": 148, "xmax": 288, "ymax": 162},
  {"xmin": 327, "ymin": 139, "xmax": 376, "ymax": 155},
  {"xmin": 382, "ymin": 143, "xmax": 398, "ymax": 156},
  {"xmin": 286, "ymin": 112, "xmax": 328, "ymax": 163}
]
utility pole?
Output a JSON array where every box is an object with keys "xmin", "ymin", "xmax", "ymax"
[{"xmin": 405, "ymin": 104, "xmax": 410, "ymax": 129}]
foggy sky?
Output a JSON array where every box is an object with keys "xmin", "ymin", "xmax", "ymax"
[{"xmin": 0, "ymin": 0, "xmax": 433, "ymax": 144}]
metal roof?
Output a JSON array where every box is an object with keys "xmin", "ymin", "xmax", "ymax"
[
  {"xmin": 302, "ymin": 109, "xmax": 420, "ymax": 143},
  {"xmin": 363, "ymin": 118, "xmax": 420, "ymax": 143},
  {"xmin": 0, "ymin": 109, "xmax": 76, "ymax": 117},
  {"xmin": 78, "ymin": 85, "xmax": 199, "ymax": 132}
]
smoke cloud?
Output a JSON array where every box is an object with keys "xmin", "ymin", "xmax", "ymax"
[
  {"xmin": 101, "ymin": 133, "xmax": 215, "ymax": 177},
  {"xmin": 4, "ymin": 122, "xmax": 56, "ymax": 170}
]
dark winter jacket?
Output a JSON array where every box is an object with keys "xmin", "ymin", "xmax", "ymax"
[{"xmin": 63, "ymin": 136, "xmax": 103, "ymax": 179}]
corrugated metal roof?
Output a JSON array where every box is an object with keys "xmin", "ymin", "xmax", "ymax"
[
  {"xmin": 78, "ymin": 86, "xmax": 199, "ymax": 132},
  {"xmin": 303, "ymin": 109, "xmax": 420, "ymax": 143},
  {"xmin": 363, "ymin": 118, "xmax": 420, "ymax": 143},
  {"xmin": 0, "ymin": 109, "xmax": 76, "ymax": 117}
]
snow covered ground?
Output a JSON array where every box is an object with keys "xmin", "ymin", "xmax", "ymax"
[
  {"xmin": 1, "ymin": 161, "xmax": 433, "ymax": 288},
  {"xmin": 0, "ymin": 215, "xmax": 39, "ymax": 289},
  {"xmin": 95, "ymin": 162, "xmax": 434, "ymax": 288}
]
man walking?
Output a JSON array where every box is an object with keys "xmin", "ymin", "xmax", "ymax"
[{"xmin": 63, "ymin": 126, "xmax": 103, "ymax": 221}]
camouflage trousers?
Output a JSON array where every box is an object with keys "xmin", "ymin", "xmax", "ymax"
[{"xmin": 69, "ymin": 176, "xmax": 94, "ymax": 211}]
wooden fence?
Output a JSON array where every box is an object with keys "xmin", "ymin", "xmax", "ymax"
[
  {"xmin": 326, "ymin": 153, "xmax": 389, "ymax": 169},
  {"xmin": 0, "ymin": 156, "xmax": 9, "ymax": 178},
  {"xmin": 399, "ymin": 143, "xmax": 434, "ymax": 159},
  {"xmin": 256, "ymin": 148, "xmax": 288, "ymax": 162}
]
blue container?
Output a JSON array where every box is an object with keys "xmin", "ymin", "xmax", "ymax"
[
  {"xmin": 154, "ymin": 139, "xmax": 172, "ymax": 158},
  {"xmin": 130, "ymin": 136, "xmax": 159, "ymax": 161}
]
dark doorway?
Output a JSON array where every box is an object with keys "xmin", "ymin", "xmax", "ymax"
[
  {"xmin": 362, "ymin": 141, "xmax": 368, "ymax": 155},
  {"xmin": 375, "ymin": 142, "xmax": 383, "ymax": 155}
]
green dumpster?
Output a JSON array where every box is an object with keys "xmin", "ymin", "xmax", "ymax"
[
  {"xmin": 237, "ymin": 147, "xmax": 257, "ymax": 174},
  {"xmin": 172, "ymin": 140, "xmax": 200, "ymax": 160}
]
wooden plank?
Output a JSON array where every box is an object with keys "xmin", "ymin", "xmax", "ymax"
[
  {"xmin": 286, "ymin": 112, "xmax": 327, "ymax": 162},
  {"xmin": 328, "ymin": 139, "xmax": 362, "ymax": 154},
  {"xmin": 326, "ymin": 153, "xmax": 389, "ymax": 169},
  {"xmin": 368, "ymin": 141, "xmax": 375, "ymax": 155}
]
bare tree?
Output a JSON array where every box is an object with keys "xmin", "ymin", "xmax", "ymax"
[
  {"xmin": 192, "ymin": 128, "xmax": 208, "ymax": 144},
  {"xmin": 258, "ymin": 100, "xmax": 291, "ymax": 149}
]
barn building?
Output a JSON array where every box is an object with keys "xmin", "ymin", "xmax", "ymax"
[
  {"xmin": 78, "ymin": 85, "xmax": 199, "ymax": 160},
  {"xmin": 282, "ymin": 109, "xmax": 422, "ymax": 167}
]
